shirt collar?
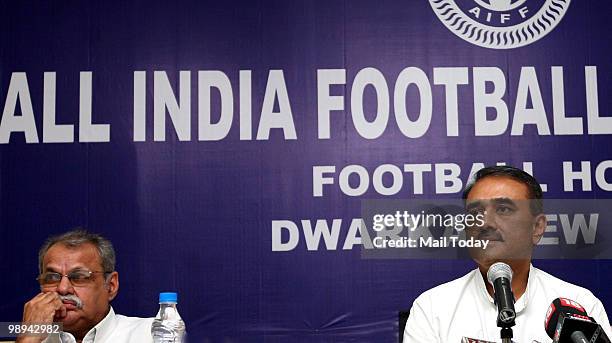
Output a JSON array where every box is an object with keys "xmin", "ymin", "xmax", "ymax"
[
  {"xmin": 86, "ymin": 306, "xmax": 117, "ymax": 342},
  {"xmin": 474, "ymin": 263, "xmax": 534, "ymax": 314},
  {"xmin": 56, "ymin": 306, "xmax": 117, "ymax": 343}
]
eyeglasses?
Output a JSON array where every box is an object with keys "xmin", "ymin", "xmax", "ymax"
[{"xmin": 37, "ymin": 270, "xmax": 110, "ymax": 287}]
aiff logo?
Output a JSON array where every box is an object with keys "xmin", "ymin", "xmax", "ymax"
[{"xmin": 429, "ymin": 0, "xmax": 571, "ymax": 49}]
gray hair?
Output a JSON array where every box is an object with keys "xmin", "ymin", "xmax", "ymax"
[{"xmin": 38, "ymin": 229, "xmax": 116, "ymax": 274}]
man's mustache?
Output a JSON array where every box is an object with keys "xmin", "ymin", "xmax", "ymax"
[
  {"xmin": 59, "ymin": 294, "xmax": 83, "ymax": 309},
  {"xmin": 476, "ymin": 228, "xmax": 504, "ymax": 242},
  {"xmin": 468, "ymin": 225, "xmax": 504, "ymax": 241}
]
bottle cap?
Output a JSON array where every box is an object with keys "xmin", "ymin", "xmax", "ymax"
[{"xmin": 159, "ymin": 292, "xmax": 178, "ymax": 303}]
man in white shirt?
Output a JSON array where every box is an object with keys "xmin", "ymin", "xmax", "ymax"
[
  {"xmin": 16, "ymin": 230, "xmax": 153, "ymax": 343},
  {"xmin": 403, "ymin": 166, "xmax": 612, "ymax": 342}
]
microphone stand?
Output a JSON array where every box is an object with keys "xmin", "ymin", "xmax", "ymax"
[
  {"xmin": 500, "ymin": 326, "xmax": 513, "ymax": 343},
  {"xmin": 498, "ymin": 313, "xmax": 515, "ymax": 343}
]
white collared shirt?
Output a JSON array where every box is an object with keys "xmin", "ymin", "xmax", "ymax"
[
  {"xmin": 403, "ymin": 265, "xmax": 612, "ymax": 343},
  {"xmin": 42, "ymin": 307, "xmax": 154, "ymax": 343}
]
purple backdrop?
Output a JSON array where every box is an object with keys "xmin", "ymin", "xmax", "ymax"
[{"xmin": 1, "ymin": 1, "xmax": 611, "ymax": 341}]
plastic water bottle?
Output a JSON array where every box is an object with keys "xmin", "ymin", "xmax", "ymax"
[{"xmin": 151, "ymin": 292, "xmax": 186, "ymax": 343}]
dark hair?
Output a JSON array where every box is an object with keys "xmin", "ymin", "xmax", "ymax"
[
  {"xmin": 38, "ymin": 229, "xmax": 116, "ymax": 275},
  {"xmin": 462, "ymin": 165, "xmax": 543, "ymax": 215}
]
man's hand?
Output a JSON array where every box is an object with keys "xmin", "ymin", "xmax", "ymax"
[{"xmin": 16, "ymin": 292, "xmax": 66, "ymax": 343}]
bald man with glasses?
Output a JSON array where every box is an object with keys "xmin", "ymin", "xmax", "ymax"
[{"xmin": 17, "ymin": 230, "xmax": 153, "ymax": 343}]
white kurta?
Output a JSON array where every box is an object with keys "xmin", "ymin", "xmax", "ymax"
[{"xmin": 403, "ymin": 265, "xmax": 612, "ymax": 343}]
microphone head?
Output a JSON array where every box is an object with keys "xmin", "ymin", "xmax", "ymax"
[
  {"xmin": 487, "ymin": 262, "xmax": 513, "ymax": 286},
  {"xmin": 544, "ymin": 297, "xmax": 589, "ymax": 339}
]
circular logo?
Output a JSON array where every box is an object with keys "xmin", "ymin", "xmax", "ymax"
[{"xmin": 429, "ymin": 0, "xmax": 571, "ymax": 49}]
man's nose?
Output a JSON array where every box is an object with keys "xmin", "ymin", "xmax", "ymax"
[
  {"xmin": 481, "ymin": 209, "xmax": 499, "ymax": 230},
  {"xmin": 56, "ymin": 275, "xmax": 74, "ymax": 295}
]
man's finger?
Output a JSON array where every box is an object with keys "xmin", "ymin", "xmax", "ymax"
[
  {"xmin": 50, "ymin": 297, "xmax": 64, "ymax": 311},
  {"xmin": 23, "ymin": 292, "xmax": 64, "ymax": 324},
  {"xmin": 39, "ymin": 292, "xmax": 60, "ymax": 304},
  {"xmin": 27, "ymin": 292, "xmax": 48, "ymax": 304},
  {"xmin": 33, "ymin": 292, "xmax": 47, "ymax": 299},
  {"xmin": 54, "ymin": 305, "xmax": 67, "ymax": 320}
]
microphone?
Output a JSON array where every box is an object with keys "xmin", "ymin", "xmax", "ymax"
[
  {"xmin": 544, "ymin": 297, "xmax": 611, "ymax": 343},
  {"xmin": 487, "ymin": 262, "xmax": 516, "ymax": 327},
  {"xmin": 570, "ymin": 331, "xmax": 589, "ymax": 343}
]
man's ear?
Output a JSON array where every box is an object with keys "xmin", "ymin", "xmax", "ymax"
[
  {"xmin": 532, "ymin": 213, "xmax": 546, "ymax": 245},
  {"xmin": 106, "ymin": 271, "xmax": 119, "ymax": 302}
]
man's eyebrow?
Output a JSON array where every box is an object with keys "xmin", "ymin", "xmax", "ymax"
[
  {"xmin": 466, "ymin": 200, "xmax": 483, "ymax": 211},
  {"xmin": 491, "ymin": 197, "xmax": 518, "ymax": 206},
  {"xmin": 466, "ymin": 197, "xmax": 518, "ymax": 210},
  {"xmin": 44, "ymin": 265, "xmax": 88, "ymax": 272}
]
